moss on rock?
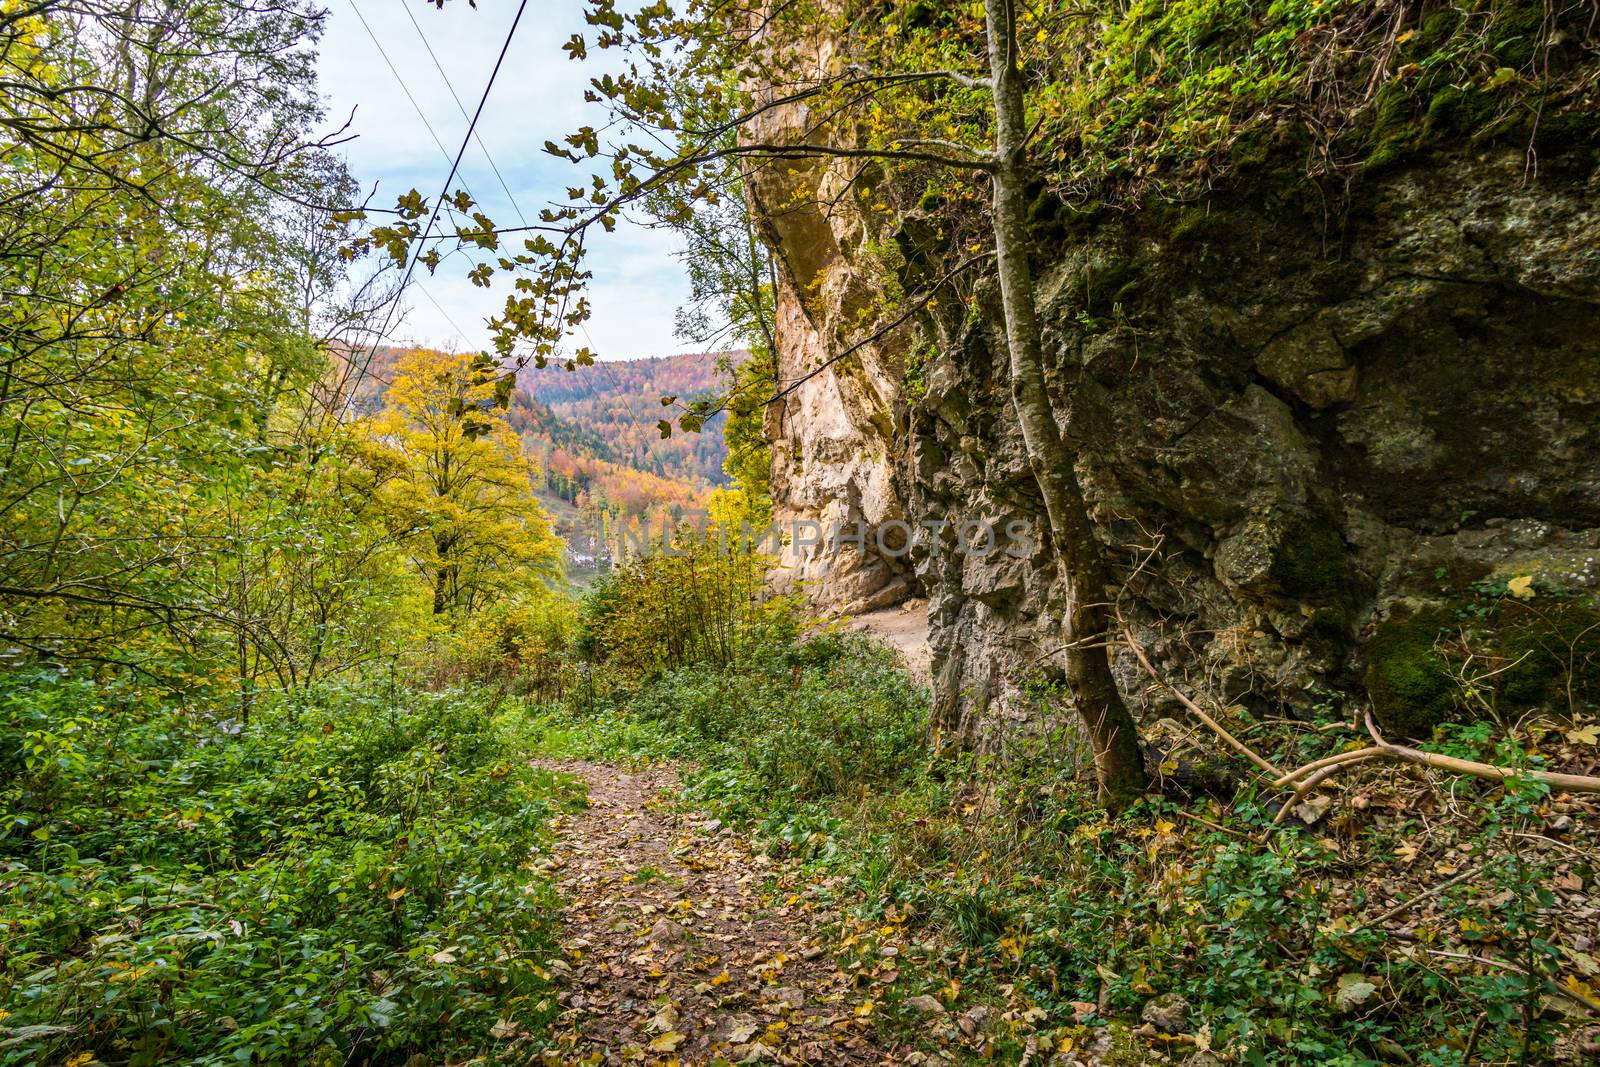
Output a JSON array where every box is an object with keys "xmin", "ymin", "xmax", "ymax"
[
  {"xmin": 1366, "ymin": 595, "xmax": 1599, "ymax": 736},
  {"xmin": 1487, "ymin": 597, "xmax": 1600, "ymax": 711},
  {"xmin": 1364, "ymin": 80, "xmax": 1422, "ymax": 172},
  {"xmin": 1271, "ymin": 515, "xmax": 1371, "ymax": 619},
  {"xmin": 1168, "ymin": 205, "xmax": 1240, "ymax": 247},
  {"xmin": 1423, "ymin": 85, "xmax": 1500, "ymax": 139},
  {"xmin": 1365, "ymin": 610, "xmax": 1459, "ymax": 738}
]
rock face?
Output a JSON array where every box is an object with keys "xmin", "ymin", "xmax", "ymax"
[
  {"xmin": 755, "ymin": 129, "xmax": 1600, "ymax": 738},
  {"xmin": 745, "ymin": 53, "xmax": 916, "ymax": 616}
]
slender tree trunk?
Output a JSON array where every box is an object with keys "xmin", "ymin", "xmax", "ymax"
[
  {"xmin": 984, "ymin": 0, "xmax": 1148, "ymax": 809},
  {"xmin": 433, "ymin": 564, "xmax": 452, "ymax": 616}
]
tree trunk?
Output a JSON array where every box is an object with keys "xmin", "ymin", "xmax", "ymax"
[
  {"xmin": 433, "ymin": 564, "xmax": 452, "ymax": 616},
  {"xmin": 983, "ymin": 0, "xmax": 1148, "ymax": 809}
]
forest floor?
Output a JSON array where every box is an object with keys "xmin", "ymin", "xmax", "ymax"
[
  {"xmin": 504, "ymin": 633, "xmax": 1600, "ymax": 1066},
  {"xmin": 529, "ymin": 760, "xmax": 895, "ymax": 1065},
  {"xmin": 524, "ymin": 759, "xmax": 1143, "ymax": 1066}
]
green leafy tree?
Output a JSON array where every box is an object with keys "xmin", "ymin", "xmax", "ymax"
[{"xmin": 0, "ymin": 0, "xmax": 407, "ymax": 697}]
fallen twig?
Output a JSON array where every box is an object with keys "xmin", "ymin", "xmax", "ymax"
[
  {"xmin": 1363, "ymin": 712, "xmax": 1600, "ymax": 796},
  {"xmin": 1174, "ymin": 808, "xmax": 1260, "ymax": 842},
  {"xmin": 1508, "ymin": 829, "xmax": 1591, "ymax": 856},
  {"xmin": 1411, "ymin": 946, "xmax": 1600, "ymax": 1015},
  {"xmin": 1121, "ymin": 630, "xmax": 1284, "ymax": 779},
  {"xmin": 1365, "ymin": 865, "xmax": 1481, "ymax": 926},
  {"xmin": 1271, "ymin": 748, "xmax": 1389, "ymax": 825},
  {"xmin": 1269, "ymin": 713, "xmax": 1600, "ymax": 826},
  {"xmin": 1274, "ymin": 746, "xmax": 1387, "ymax": 788}
]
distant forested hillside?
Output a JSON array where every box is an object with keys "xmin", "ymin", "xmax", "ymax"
[
  {"xmin": 522, "ymin": 351, "xmax": 743, "ymax": 486},
  {"xmin": 340, "ymin": 347, "xmax": 723, "ymax": 576}
]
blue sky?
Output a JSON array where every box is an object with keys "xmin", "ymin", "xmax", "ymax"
[{"xmin": 315, "ymin": 0, "xmax": 691, "ymax": 361}]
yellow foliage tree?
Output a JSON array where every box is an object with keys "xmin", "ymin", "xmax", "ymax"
[{"xmin": 362, "ymin": 348, "xmax": 562, "ymax": 618}]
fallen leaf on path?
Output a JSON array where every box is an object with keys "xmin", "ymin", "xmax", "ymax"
[{"xmin": 649, "ymin": 1030, "xmax": 685, "ymax": 1052}]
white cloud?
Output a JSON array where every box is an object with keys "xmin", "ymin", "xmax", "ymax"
[{"xmin": 315, "ymin": 0, "xmax": 691, "ymax": 361}]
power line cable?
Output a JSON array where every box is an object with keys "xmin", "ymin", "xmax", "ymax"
[
  {"xmin": 414, "ymin": 282, "xmax": 473, "ymax": 342},
  {"xmin": 343, "ymin": 0, "xmax": 484, "ymax": 208},
  {"xmin": 348, "ymin": 0, "xmax": 530, "ymax": 356},
  {"xmin": 346, "ymin": 0, "xmax": 532, "ymax": 398},
  {"xmin": 399, "ymin": 0, "xmax": 531, "ymax": 229}
]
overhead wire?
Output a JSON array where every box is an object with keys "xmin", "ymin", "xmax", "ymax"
[
  {"xmin": 346, "ymin": 0, "xmax": 545, "ymax": 365},
  {"xmin": 341, "ymin": 0, "xmax": 692, "ymax": 488},
  {"xmin": 398, "ymin": 0, "xmax": 531, "ymax": 229},
  {"xmin": 342, "ymin": 0, "xmax": 532, "ymax": 400},
  {"xmin": 343, "ymin": 0, "xmax": 486, "ymax": 208}
]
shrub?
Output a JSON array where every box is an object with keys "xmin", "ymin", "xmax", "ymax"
[
  {"xmin": 578, "ymin": 535, "xmax": 800, "ymax": 674},
  {"xmin": 576, "ymin": 633, "xmax": 929, "ymax": 811},
  {"xmin": 420, "ymin": 593, "xmax": 579, "ymax": 699},
  {"xmin": 0, "ymin": 672, "xmax": 574, "ymax": 1065}
]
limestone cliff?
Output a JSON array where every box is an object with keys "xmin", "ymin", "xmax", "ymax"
[{"xmin": 747, "ymin": 4, "xmax": 1600, "ymax": 741}]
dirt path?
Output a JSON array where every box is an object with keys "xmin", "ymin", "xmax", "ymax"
[
  {"xmin": 532, "ymin": 761, "xmax": 895, "ymax": 1065},
  {"xmin": 841, "ymin": 599, "xmax": 930, "ymax": 684}
]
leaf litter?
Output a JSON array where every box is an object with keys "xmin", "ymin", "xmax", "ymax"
[{"xmin": 527, "ymin": 761, "xmax": 892, "ymax": 1065}]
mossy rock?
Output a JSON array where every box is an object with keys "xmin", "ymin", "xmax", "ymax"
[
  {"xmin": 1423, "ymin": 85, "xmax": 1501, "ymax": 139},
  {"xmin": 1097, "ymin": 1020, "xmax": 1149, "ymax": 1067},
  {"xmin": 1362, "ymin": 78, "xmax": 1432, "ymax": 172},
  {"xmin": 1486, "ymin": 597, "xmax": 1600, "ymax": 712},
  {"xmin": 1167, "ymin": 206, "xmax": 1239, "ymax": 247},
  {"xmin": 1485, "ymin": 0, "xmax": 1550, "ymax": 68},
  {"xmin": 1365, "ymin": 610, "xmax": 1459, "ymax": 738},
  {"xmin": 1025, "ymin": 185, "xmax": 1072, "ymax": 248},
  {"xmin": 1365, "ymin": 595, "xmax": 1599, "ymax": 734},
  {"xmin": 1271, "ymin": 515, "xmax": 1372, "ymax": 625},
  {"xmin": 1078, "ymin": 258, "xmax": 1138, "ymax": 317}
]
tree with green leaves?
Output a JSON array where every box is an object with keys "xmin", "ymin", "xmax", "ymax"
[{"xmin": 0, "ymin": 0, "xmax": 405, "ymax": 694}]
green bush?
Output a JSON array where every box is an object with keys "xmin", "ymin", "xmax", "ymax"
[
  {"xmin": 625, "ymin": 635, "xmax": 929, "ymax": 807},
  {"xmin": 0, "ymin": 672, "xmax": 574, "ymax": 1065},
  {"xmin": 576, "ymin": 537, "xmax": 800, "ymax": 675}
]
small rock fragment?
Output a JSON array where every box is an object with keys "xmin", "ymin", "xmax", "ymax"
[
  {"xmin": 1140, "ymin": 992, "xmax": 1191, "ymax": 1033},
  {"xmin": 904, "ymin": 994, "xmax": 946, "ymax": 1015}
]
